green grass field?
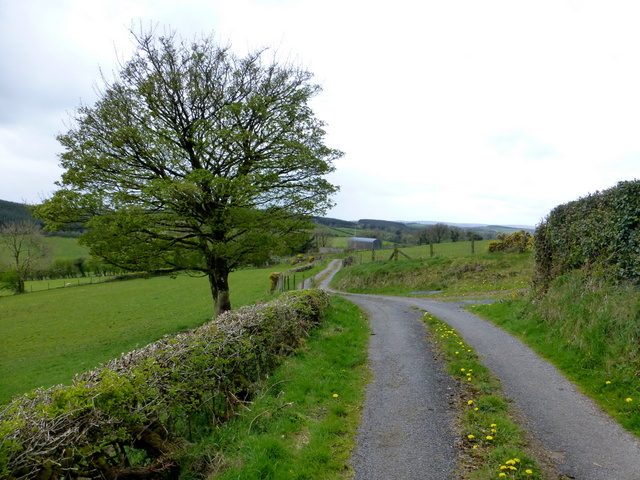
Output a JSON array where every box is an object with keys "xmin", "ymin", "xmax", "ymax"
[
  {"xmin": 43, "ymin": 236, "xmax": 89, "ymax": 259},
  {"xmin": 1, "ymin": 235, "xmax": 90, "ymax": 263},
  {"xmin": 333, "ymin": 242, "xmax": 531, "ymax": 298},
  {"xmin": 0, "ymin": 263, "xmax": 309, "ymax": 404}
]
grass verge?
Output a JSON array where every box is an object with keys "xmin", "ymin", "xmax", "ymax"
[
  {"xmin": 331, "ymin": 252, "xmax": 532, "ymax": 299},
  {"xmin": 422, "ymin": 311, "xmax": 543, "ymax": 479},
  {"xmin": 180, "ymin": 295, "xmax": 370, "ymax": 479}
]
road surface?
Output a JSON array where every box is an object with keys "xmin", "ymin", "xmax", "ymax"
[{"xmin": 315, "ymin": 259, "xmax": 640, "ymax": 479}]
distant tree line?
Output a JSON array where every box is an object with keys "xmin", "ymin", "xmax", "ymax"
[
  {"xmin": 312, "ymin": 217, "xmax": 500, "ymax": 249},
  {"xmin": 0, "ymin": 200, "xmax": 42, "ymax": 228}
]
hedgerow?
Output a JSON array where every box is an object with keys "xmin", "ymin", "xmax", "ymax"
[
  {"xmin": 534, "ymin": 180, "xmax": 640, "ymax": 290},
  {"xmin": 0, "ymin": 289, "xmax": 329, "ymax": 480}
]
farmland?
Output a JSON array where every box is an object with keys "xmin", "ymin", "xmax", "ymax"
[{"xmin": 0, "ymin": 261, "xmax": 320, "ymax": 404}]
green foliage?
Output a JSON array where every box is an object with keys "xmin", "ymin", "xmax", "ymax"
[
  {"xmin": 0, "ymin": 289, "xmax": 329, "ymax": 479},
  {"xmin": 534, "ymin": 180, "xmax": 640, "ymax": 289},
  {"xmin": 33, "ymin": 28, "xmax": 341, "ymax": 315},
  {"xmin": 487, "ymin": 230, "xmax": 533, "ymax": 253},
  {"xmin": 0, "ymin": 269, "xmax": 20, "ymax": 293}
]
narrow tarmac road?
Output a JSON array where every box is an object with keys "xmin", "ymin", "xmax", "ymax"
[{"xmin": 315, "ymin": 260, "xmax": 640, "ymax": 479}]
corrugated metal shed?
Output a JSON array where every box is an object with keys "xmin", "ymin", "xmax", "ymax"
[{"xmin": 348, "ymin": 237, "xmax": 382, "ymax": 250}]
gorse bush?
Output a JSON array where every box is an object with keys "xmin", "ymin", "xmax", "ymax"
[
  {"xmin": 535, "ymin": 180, "xmax": 640, "ymax": 289},
  {"xmin": 0, "ymin": 289, "xmax": 329, "ymax": 480},
  {"xmin": 487, "ymin": 230, "xmax": 533, "ymax": 253}
]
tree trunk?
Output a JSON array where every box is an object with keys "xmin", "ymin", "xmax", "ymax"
[
  {"xmin": 215, "ymin": 289, "xmax": 231, "ymax": 317},
  {"xmin": 208, "ymin": 266, "xmax": 232, "ymax": 317}
]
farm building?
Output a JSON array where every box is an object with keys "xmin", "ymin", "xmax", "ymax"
[{"xmin": 348, "ymin": 237, "xmax": 382, "ymax": 250}]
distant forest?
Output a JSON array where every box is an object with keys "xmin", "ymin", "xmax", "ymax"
[{"xmin": 0, "ymin": 200, "xmax": 42, "ymax": 228}]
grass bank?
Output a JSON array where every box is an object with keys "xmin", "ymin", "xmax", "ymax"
[
  {"xmin": 331, "ymin": 252, "xmax": 533, "ymax": 299},
  {"xmin": 182, "ymin": 296, "xmax": 370, "ymax": 479},
  {"xmin": 473, "ymin": 271, "xmax": 640, "ymax": 437},
  {"xmin": 0, "ymin": 262, "xmax": 319, "ymax": 404}
]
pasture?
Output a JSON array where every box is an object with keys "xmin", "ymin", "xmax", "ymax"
[
  {"xmin": 349, "ymin": 239, "xmax": 491, "ymax": 263},
  {"xmin": 44, "ymin": 235, "xmax": 89, "ymax": 259},
  {"xmin": 0, "ymin": 262, "xmax": 316, "ymax": 404}
]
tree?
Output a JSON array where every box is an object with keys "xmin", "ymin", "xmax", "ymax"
[
  {"xmin": 418, "ymin": 223, "xmax": 449, "ymax": 245},
  {"xmin": 0, "ymin": 221, "xmax": 51, "ymax": 293},
  {"xmin": 34, "ymin": 28, "xmax": 341, "ymax": 315}
]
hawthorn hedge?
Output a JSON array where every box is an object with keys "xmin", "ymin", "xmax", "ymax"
[
  {"xmin": 534, "ymin": 180, "xmax": 640, "ymax": 289},
  {"xmin": 0, "ymin": 289, "xmax": 329, "ymax": 480}
]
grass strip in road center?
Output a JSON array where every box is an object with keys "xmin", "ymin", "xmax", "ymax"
[{"xmin": 422, "ymin": 311, "xmax": 543, "ymax": 480}]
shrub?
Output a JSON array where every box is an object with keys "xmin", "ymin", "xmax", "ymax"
[
  {"xmin": 534, "ymin": 180, "xmax": 640, "ymax": 290},
  {"xmin": 0, "ymin": 270, "xmax": 21, "ymax": 293},
  {"xmin": 487, "ymin": 230, "xmax": 533, "ymax": 253},
  {"xmin": 0, "ymin": 289, "xmax": 329, "ymax": 480}
]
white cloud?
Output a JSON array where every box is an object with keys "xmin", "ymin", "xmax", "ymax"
[{"xmin": 2, "ymin": 0, "xmax": 640, "ymax": 225}]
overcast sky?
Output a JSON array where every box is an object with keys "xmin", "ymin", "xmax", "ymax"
[{"xmin": 2, "ymin": 0, "xmax": 640, "ymax": 226}]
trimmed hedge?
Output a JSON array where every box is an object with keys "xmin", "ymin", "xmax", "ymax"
[
  {"xmin": 0, "ymin": 289, "xmax": 329, "ymax": 480},
  {"xmin": 534, "ymin": 180, "xmax": 640, "ymax": 289}
]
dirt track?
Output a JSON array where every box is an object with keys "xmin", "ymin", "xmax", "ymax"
[{"xmin": 316, "ymin": 259, "xmax": 640, "ymax": 480}]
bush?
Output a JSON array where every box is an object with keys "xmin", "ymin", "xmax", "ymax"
[
  {"xmin": 0, "ymin": 270, "xmax": 21, "ymax": 293},
  {"xmin": 487, "ymin": 230, "xmax": 533, "ymax": 253},
  {"xmin": 0, "ymin": 289, "xmax": 329, "ymax": 480},
  {"xmin": 534, "ymin": 180, "xmax": 640, "ymax": 290}
]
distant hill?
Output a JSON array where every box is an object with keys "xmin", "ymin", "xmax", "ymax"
[
  {"xmin": 315, "ymin": 217, "xmax": 534, "ymax": 234},
  {"xmin": 408, "ymin": 220, "xmax": 534, "ymax": 231},
  {"xmin": 0, "ymin": 199, "xmax": 41, "ymax": 227}
]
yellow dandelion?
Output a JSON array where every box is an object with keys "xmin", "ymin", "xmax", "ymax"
[
  {"xmin": 467, "ymin": 434, "xmax": 475, "ymax": 439},
  {"xmin": 467, "ymin": 400, "xmax": 474, "ymax": 405},
  {"xmin": 525, "ymin": 469, "xmax": 533, "ymax": 474},
  {"xmin": 333, "ymin": 393, "xmax": 339, "ymax": 398},
  {"xmin": 626, "ymin": 397, "xmax": 633, "ymax": 402},
  {"xmin": 486, "ymin": 435, "xmax": 493, "ymax": 440}
]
